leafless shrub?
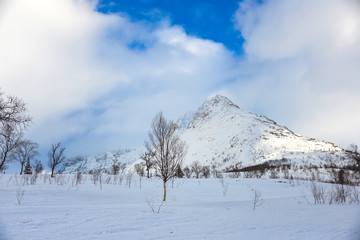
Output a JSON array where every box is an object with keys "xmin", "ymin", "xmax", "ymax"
[
  {"xmin": 330, "ymin": 185, "xmax": 350, "ymax": 204},
  {"xmin": 269, "ymin": 169, "xmax": 279, "ymax": 179},
  {"xmin": 16, "ymin": 187, "xmax": 25, "ymax": 205},
  {"xmin": 191, "ymin": 161, "xmax": 202, "ymax": 179},
  {"xmin": 7, "ymin": 175, "xmax": 13, "ymax": 187},
  {"xmin": 104, "ymin": 175, "xmax": 111, "ymax": 184},
  {"xmin": 91, "ymin": 170, "xmax": 101, "ymax": 185},
  {"xmin": 119, "ymin": 174, "xmax": 124, "ymax": 185},
  {"xmin": 243, "ymin": 171, "xmax": 255, "ymax": 178},
  {"xmin": 110, "ymin": 158, "xmax": 120, "ymax": 175},
  {"xmin": 219, "ymin": 179, "xmax": 229, "ymax": 197},
  {"xmin": 349, "ymin": 186, "xmax": 360, "ymax": 204},
  {"xmin": 126, "ymin": 173, "xmax": 133, "ymax": 188},
  {"xmin": 310, "ymin": 171, "xmax": 317, "ymax": 181},
  {"xmin": 229, "ymin": 172, "xmax": 240, "ymax": 178},
  {"xmin": 43, "ymin": 174, "xmax": 48, "ymax": 184},
  {"xmin": 252, "ymin": 189, "xmax": 263, "ymax": 210},
  {"xmin": 283, "ymin": 168, "xmax": 289, "ymax": 179},
  {"xmin": 21, "ymin": 175, "xmax": 29, "ymax": 185},
  {"xmin": 99, "ymin": 173, "xmax": 102, "ymax": 190},
  {"xmin": 75, "ymin": 171, "xmax": 82, "ymax": 186},
  {"xmin": 30, "ymin": 173, "xmax": 38, "ymax": 185},
  {"xmin": 212, "ymin": 169, "xmax": 223, "ymax": 178},
  {"xmin": 134, "ymin": 163, "xmax": 145, "ymax": 177},
  {"xmin": 288, "ymin": 177, "xmax": 294, "ymax": 187},
  {"xmin": 310, "ymin": 182, "xmax": 326, "ymax": 204},
  {"xmin": 183, "ymin": 166, "xmax": 191, "ymax": 178},
  {"xmin": 201, "ymin": 165, "xmax": 211, "ymax": 178},
  {"xmin": 146, "ymin": 199, "xmax": 164, "ymax": 214},
  {"xmin": 55, "ymin": 174, "xmax": 65, "ymax": 185},
  {"xmin": 254, "ymin": 170, "xmax": 264, "ymax": 178},
  {"xmin": 112, "ymin": 175, "xmax": 118, "ymax": 185}
]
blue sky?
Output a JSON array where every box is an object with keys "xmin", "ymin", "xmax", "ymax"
[
  {"xmin": 97, "ymin": 0, "xmax": 244, "ymax": 54},
  {"xmin": 1, "ymin": 0, "xmax": 360, "ymax": 163}
]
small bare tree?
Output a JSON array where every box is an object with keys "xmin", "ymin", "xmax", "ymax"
[
  {"xmin": 16, "ymin": 187, "xmax": 25, "ymax": 205},
  {"xmin": 145, "ymin": 112, "xmax": 187, "ymax": 201},
  {"xmin": 33, "ymin": 160, "xmax": 43, "ymax": 174},
  {"xmin": 310, "ymin": 182, "xmax": 326, "ymax": 204},
  {"xmin": 48, "ymin": 142, "xmax": 66, "ymax": 177},
  {"xmin": 14, "ymin": 139, "xmax": 39, "ymax": 175},
  {"xmin": 348, "ymin": 144, "xmax": 360, "ymax": 173},
  {"xmin": 134, "ymin": 162, "xmax": 145, "ymax": 177},
  {"xmin": 252, "ymin": 189, "xmax": 264, "ymax": 210},
  {"xmin": 140, "ymin": 151, "xmax": 153, "ymax": 178},
  {"xmin": 191, "ymin": 161, "xmax": 202, "ymax": 179},
  {"xmin": 110, "ymin": 158, "xmax": 120, "ymax": 175}
]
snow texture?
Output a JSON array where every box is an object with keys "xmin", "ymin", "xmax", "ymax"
[{"xmin": 0, "ymin": 174, "xmax": 359, "ymax": 240}]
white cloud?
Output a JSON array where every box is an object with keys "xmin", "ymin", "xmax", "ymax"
[
  {"xmin": 0, "ymin": 0, "xmax": 235, "ymax": 156},
  {"xmin": 232, "ymin": 0, "xmax": 360, "ymax": 147},
  {"xmin": 1, "ymin": 0, "xmax": 359, "ymax": 158}
]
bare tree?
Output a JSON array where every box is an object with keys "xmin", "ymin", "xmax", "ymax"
[
  {"xmin": 191, "ymin": 161, "xmax": 202, "ymax": 178},
  {"xmin": 145, "ymin": 112, "xmax": 187, "ymax": 201},
  {"xmin": 348, "ymin": 144, "xmax": 360, "ymax": 172},
  {"xmin": 13, "ymin": 139, "xmax": 39, "ymax": 175},
  {"xmin": 110, "ymin": 158, "xmax": 120, "ymax": 175},
  {"xmin": 140, "ymin": 151, "xmax": 153, "ymax": 178},
  {"xmin": 0, "ymin": 90, "xmax": 31, "ymax": 129},
  {"xmin": 33, "ymin": 160, "xmax": 43, "ymax": 174},
  {"xmin": 134, "ymin": 162, "xmax": 145, "ymax": 177},
  {"xmin": 48, "ymin": 142, "xmax": 66, "ymax": 177},
  {"xmin": 0, "ymin": 124, "xmax": 23, "ymax": 171}
]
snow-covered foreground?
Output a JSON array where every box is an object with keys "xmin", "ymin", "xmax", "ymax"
[{"xmin": 0, "ymin": 174, "xmax": 359, "ymax": 240}]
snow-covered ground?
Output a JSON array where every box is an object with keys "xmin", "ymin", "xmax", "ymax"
[{"xmin": 0, "ymin": 174, "xmax": 359, "ymax": 240}]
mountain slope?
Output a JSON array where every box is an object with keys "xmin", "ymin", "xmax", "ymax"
[
  {"xmin": 180, "ymin": 95, "xmax": 343, "ymax": 170},
  {"xmin": 61, "ymin": 95, "xmax": 345, "ymax": 173}
]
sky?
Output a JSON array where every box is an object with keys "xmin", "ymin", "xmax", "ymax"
[{"xmin": 0, "ymin": 0, "xmax": 360, "ymax": 161}]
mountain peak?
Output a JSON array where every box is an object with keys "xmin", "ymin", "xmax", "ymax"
[
  {"xmin": 188, "ymin": 95, "xmax": 244, "ymax": 128},
  {"xmin": 204, "ymin": 94, "xmax": 239, "ymax": 109}
]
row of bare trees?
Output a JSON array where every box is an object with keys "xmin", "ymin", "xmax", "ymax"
[{"xmin": 0, "ymin": 89, "xmax": 66, "ymax": 177}]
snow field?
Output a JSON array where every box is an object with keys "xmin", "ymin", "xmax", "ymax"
[{"xmin": 0, "ymin": 174, "xmax": 359, "ymax": 240}]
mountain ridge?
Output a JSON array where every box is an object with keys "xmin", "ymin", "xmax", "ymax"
[{"xmin": 61, "ymin": 94, "xmax": 344, "ymax": 173}]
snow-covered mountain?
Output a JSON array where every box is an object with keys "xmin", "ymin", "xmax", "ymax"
[
  {"xmin": 61, "ymin": 95, "xmax": 346, "ymax": 173},
  {"xmin": 179, "ymin": 95, "xmax": 344, "ymax": 170},
  {"xmin": 59, "ymin": 148, "xmax": 144, "ymax": 173}
]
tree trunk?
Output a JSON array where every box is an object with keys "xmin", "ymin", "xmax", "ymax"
[
  {"xmin": 51, "ymin": 167, "xmax": 55, "ymax": 178},
  {"xmin": 20, "ymin": 162, "xmax": 24, "ymax": 175},
  {"xmin": 163, "ymin": 180, "xmax": 167, "ymax": 201},
  {"xmin": 147, "ymin": 168, "xmax": 150, "ymax": 178},
  {"xmin": 0, "ymin": 159, "xmax": 4, "ymax": 171}
]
